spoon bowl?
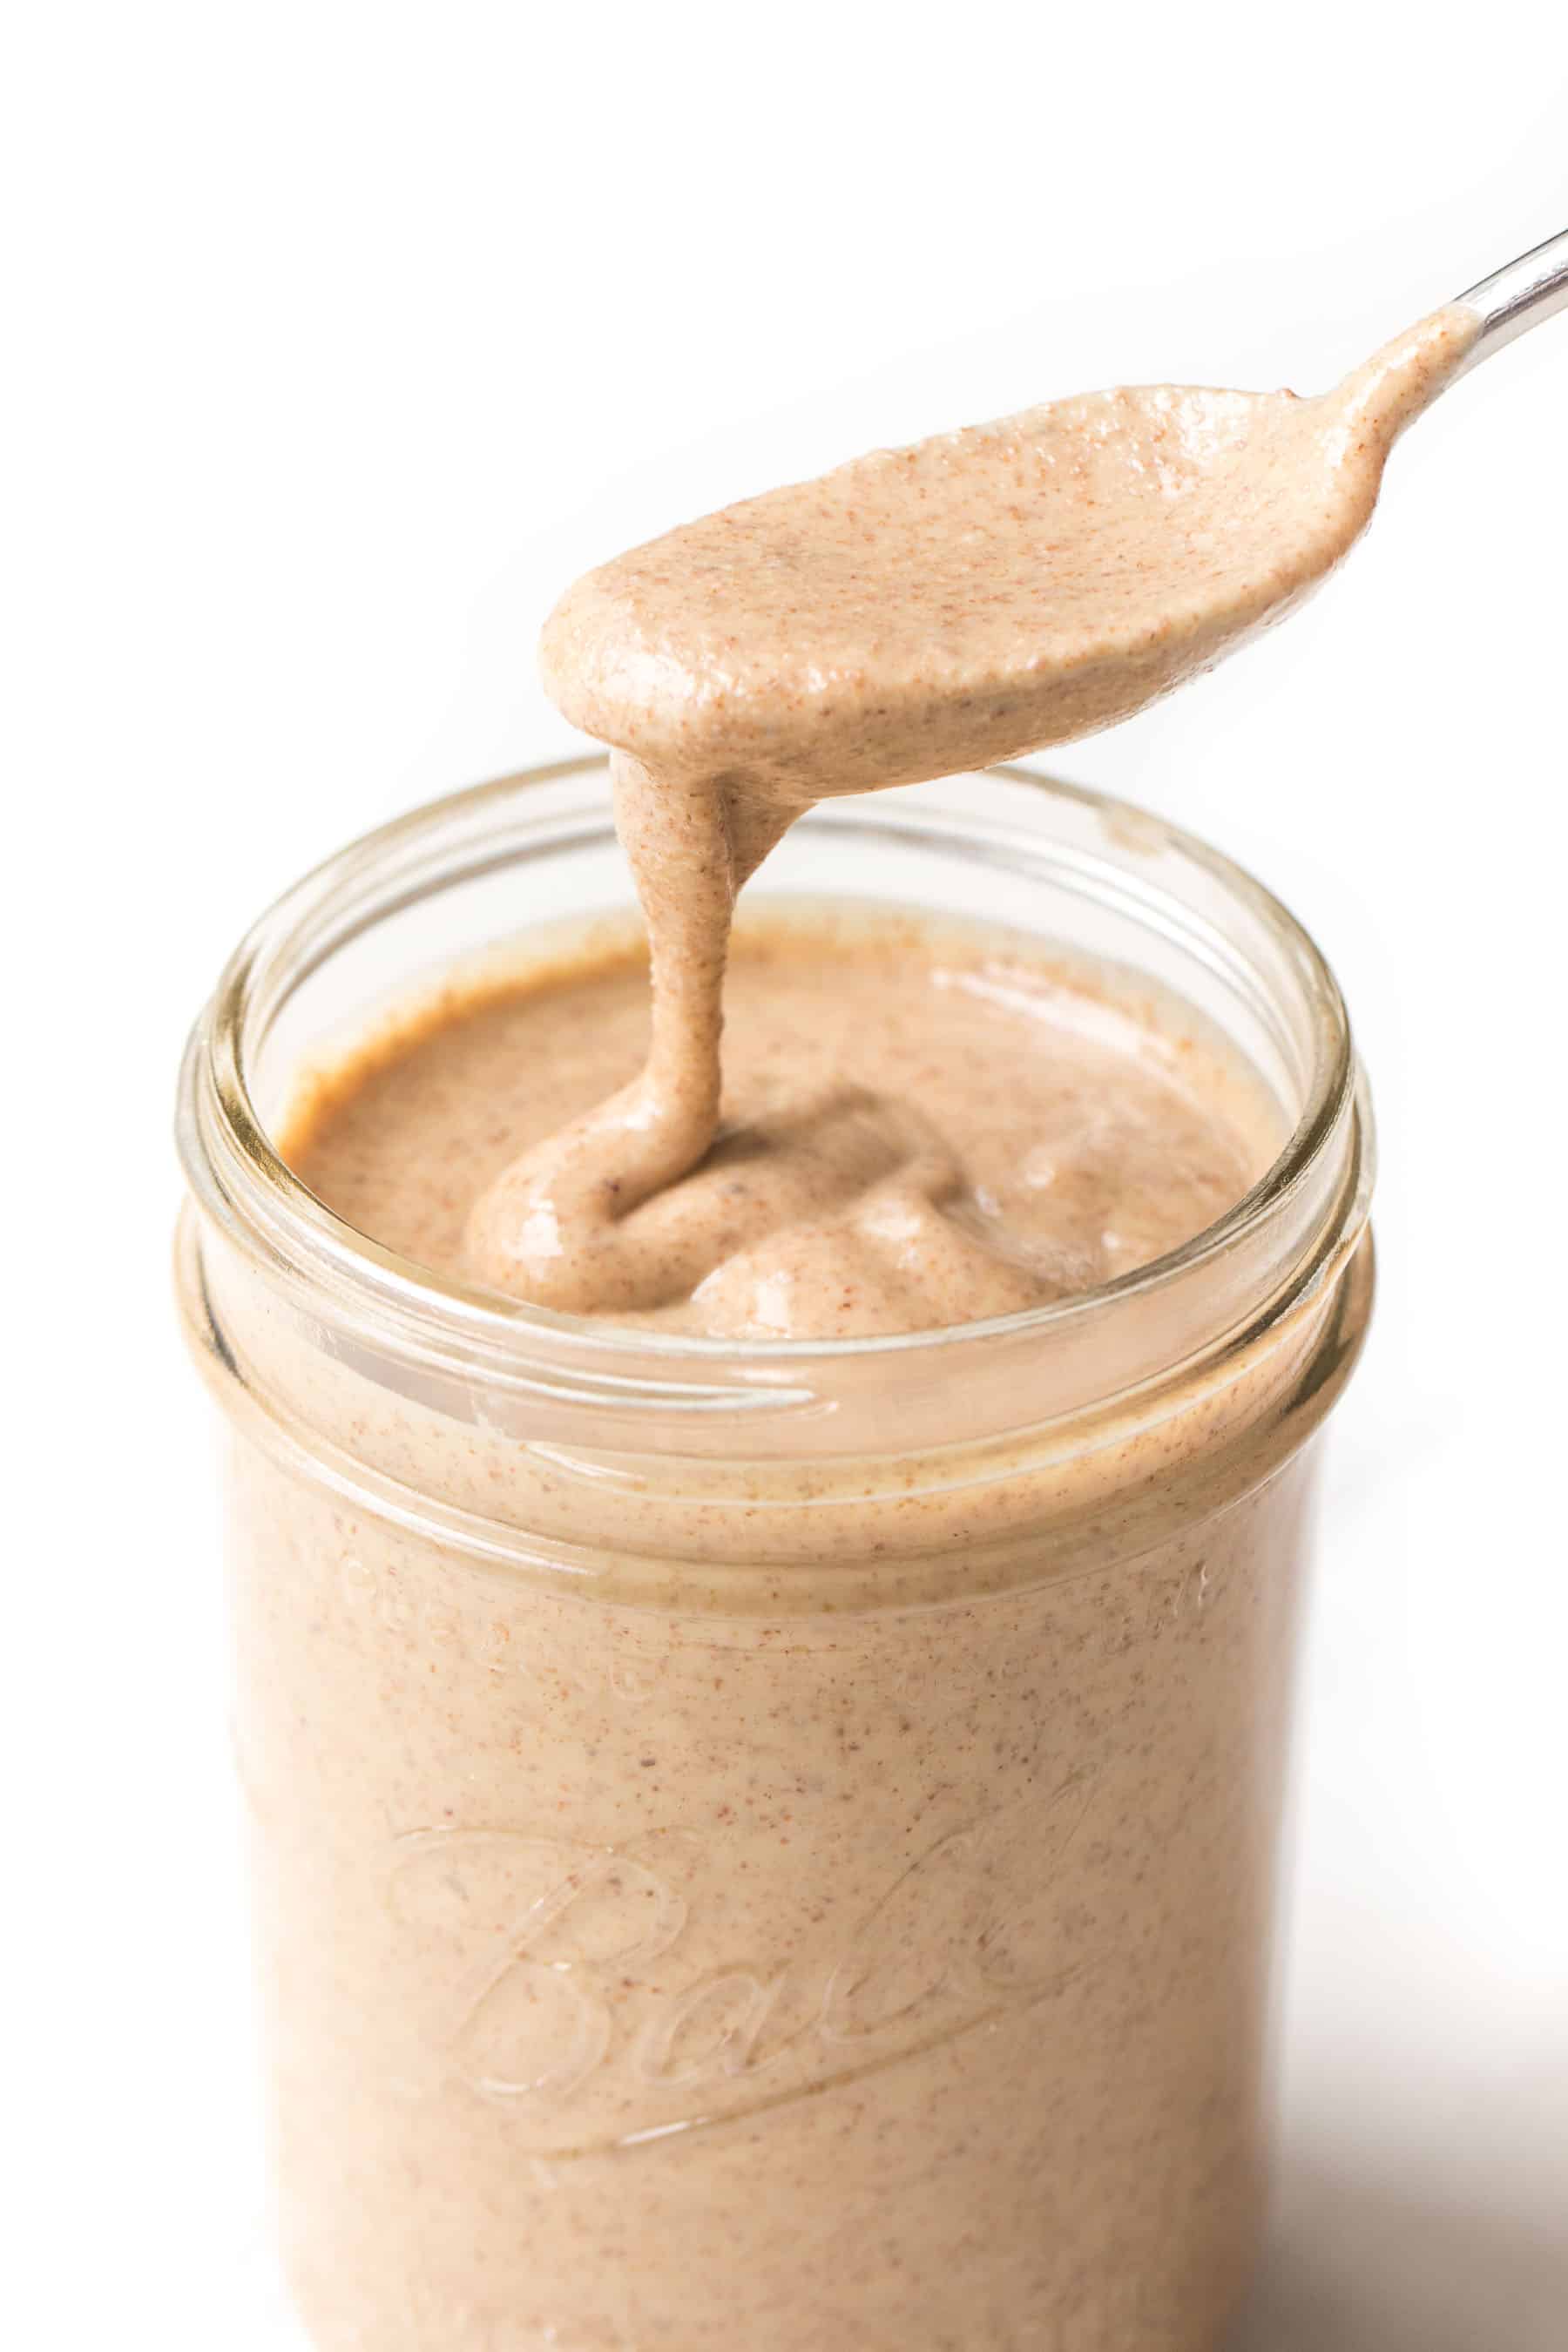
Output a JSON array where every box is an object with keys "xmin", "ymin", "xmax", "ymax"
[{"xmin": 543, "ymin": 229, "xmax": 1566, "ymax": 806}]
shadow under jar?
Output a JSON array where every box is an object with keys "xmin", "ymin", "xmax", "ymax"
[{"xmin": 175, "ymin": 759, "xmax": 1375, "ymax": 2352}]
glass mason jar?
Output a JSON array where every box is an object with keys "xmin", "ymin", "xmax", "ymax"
[{"xmin": 175, "ymin": 758, "xmax": 1374, "ymax": 2352}]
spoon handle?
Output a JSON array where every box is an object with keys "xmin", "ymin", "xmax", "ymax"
[{"xmin": 1455, "ymin": 227, "xmax": 1568, "ymax": 370}]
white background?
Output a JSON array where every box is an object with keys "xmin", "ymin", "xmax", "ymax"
[{"xmin": 6, "ymin": 6, "xmax": 1566, "ymax": 2346}]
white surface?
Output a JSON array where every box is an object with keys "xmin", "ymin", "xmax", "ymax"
[{"xmin": 6, "ymin": 6, "xmax": 1566, "ymax": 2345}]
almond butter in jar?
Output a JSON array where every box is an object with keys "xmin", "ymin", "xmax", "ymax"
[{"xmin": 176, "ymin": 758, "xmax": 1373, "ymax": 2352}]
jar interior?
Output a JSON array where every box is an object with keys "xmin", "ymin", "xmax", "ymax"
[
  {"xmin": 182, "ymin": 757, "xmax": 1366, "ymax": 1463},
  {"xmin": 250, "ymin": 764, "xmax": 1318, "ymax": 1165}
]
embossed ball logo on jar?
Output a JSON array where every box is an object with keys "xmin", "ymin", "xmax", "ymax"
[{"xmin": 389, "ymin": 1773, "xmax": 1111, "ymax": 2158}]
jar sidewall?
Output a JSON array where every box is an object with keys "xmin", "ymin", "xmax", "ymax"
[{"xmin": 179, "ymin": 1202, "xmax": 1373, "ymax": 1615}]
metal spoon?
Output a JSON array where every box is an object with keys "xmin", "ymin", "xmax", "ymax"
[
  {"xmin": 543, "ymin": 228, "xmax": 1568, "ymax": 803},
  {"xmin": 1453, "ymin": 226, "xmax": 1568, "ymax": 371},
  {"xmin": 473, "ymin": 229, "xmax": 1568, "ymax": 1309}
]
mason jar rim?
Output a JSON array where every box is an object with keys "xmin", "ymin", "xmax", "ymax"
[{"xmin": 176, "ymin": 756, "xmax": 1368, "ymax": 1409}]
